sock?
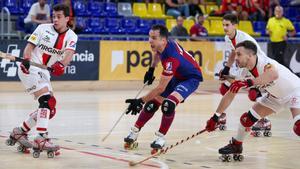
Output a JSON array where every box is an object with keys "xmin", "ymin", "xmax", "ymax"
[
  {"xmin": 235, "ymin": 123, "xmax": 251, "ymax": 142},
  {"xmin": 21, "ymin": 110, "xmax": 38, "ymax": 132},
  {"xmin": 36, "ymin": 108, "xmax": 50, "ymax": 133},
  {"xmin": 159, "ymin": 111, "xmax": 175, "ymax": 135}
]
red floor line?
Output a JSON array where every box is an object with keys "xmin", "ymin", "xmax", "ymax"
[{"xmin": 0, "ymin": 134, "xmax": 161, "ymax": 168}]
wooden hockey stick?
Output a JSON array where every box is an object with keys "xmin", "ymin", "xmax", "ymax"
[
  {"xmin": 0, "ymin": 51, "xmax": 53, "ymax": 71},
  {"xmin": 101, "ymin": 84, "xmax": 147, "ymax": 142},
  {"xmin": 128, "ymin": 129, "xmax": 207, "ymax": 166}
]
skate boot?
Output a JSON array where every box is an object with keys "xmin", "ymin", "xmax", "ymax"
[
  {"xmin": 251, "ymin": 118, "xmax": 272, "ymax": 137},
  {"xmin": 32, "ymin": 133, "xmax": 60, "ymax": 158},
  {"xmin": 218, "ymin": 113, "xmax": 227, "ymax": 131},
  {"xmin": 6, "ymin": 127, "xmax": 32, "ymax": 153},
  {"xmin": 219, "ymin": 137, "xmax": 244, "ymax": 162},
  {"xmin": 150, "ymin": 131, "xmax": 166, "ymax": 155},
  {"xmin": 124, "ymin": 126, "xmax": 139, "ymax": 150}
]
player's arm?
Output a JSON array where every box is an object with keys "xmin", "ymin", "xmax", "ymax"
[
  {"xmin": 252, "ymin": 64, "xmax": 278, "ymax": 86},
  {"xmin": 60, "ymin": 49, "xmax": 75, "ymax": 66},
  {"xmin": 23, "ymin": 43, "xmax": 35, "ymax": 59}
]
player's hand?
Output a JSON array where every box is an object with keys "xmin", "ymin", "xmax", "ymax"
[
  {"xmin": 229, "ymin": 79, "xmax": 254, "ymax": 93},
  {"xmin": 218, "ymin": 66, "xmax": 230, "ymax": 80},
  {"xmin": 125, "ymin": 98, "xmax": 144, "ymax": 115},
  {"xmin": 51, "ymin": 61, "xmax": 65, "ymax": 76},
  {"xmin": 20, "ymin": 58, "xmax": 30, "ymax": 74},
  {"xmin": 144, "ymin": 67, "xmax": 155, "ymax": 85},
  {"xmin": 248, "ymin": 87, "xmax": 262, "ymax": 101},
  {"xmin": 206, "ymin": 114, "xmax": 219, "ymax": 132}
]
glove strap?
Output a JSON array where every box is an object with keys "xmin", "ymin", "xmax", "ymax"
[
  {"xmin": 212, "ymin": 113, "xmax": 220, "ymax": 122},
  {"xmin": 223, "ymin": 66, "xmax": 230, "ymax": 72},
  {"xmin": 246, "ymin": 79, "xmax": 254, "ymax": 87}
]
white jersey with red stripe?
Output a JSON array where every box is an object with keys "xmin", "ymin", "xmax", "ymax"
[
  {"xmin": 18, "ymin": 24, "xmax": 77, "ymax": 95},
  {"xmin": 252, "ymin": 54, "xmax": 300, "ymax": 99},
  {"xmin": 27, "ymin": 23, "xmax": 77, "ymax": 67}
]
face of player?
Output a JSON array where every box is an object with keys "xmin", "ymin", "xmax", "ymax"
[
  {"xmin": 223, "ymin": 19, "xmax": 236, "ymax": 37},
  {"xmin": 52, "ymin": 10, "xmax": 69, "ymax": 33},
  {"xmin": 235, "ymin": 46, "xmax": 251, "ymax": 68},
  {"xmin": 149, "ymin": 29, "xmax": 166, "ymax": 53}
]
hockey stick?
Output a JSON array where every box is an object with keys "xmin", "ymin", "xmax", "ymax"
[
  {"xmin": 0, "ymin": 51, "xmax": 53, "ymax": 72},
  {"xmin": 129, "ymin": 129, "xmax": 207, "ymax": 166},
  {"xmin": 101, "ymin": 84, "xmax": 147, "ymax": 142}
]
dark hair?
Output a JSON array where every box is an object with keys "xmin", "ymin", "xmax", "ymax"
[
  {"xmin": 151, "ymin": 24, "xmax": 169, "ymax": 39},
  {"xmin": 223, "ymin": 13, "xmax": 238, "ymax": 24},
  {"xmin": 235, "ymin": 40, "xmax": 257, "ymax": 55},
  {"xmin": 53, "ymin": 4, "xmax": 70, "ymax": 17}
]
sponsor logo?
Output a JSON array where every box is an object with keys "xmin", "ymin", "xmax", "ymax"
[
  {"xmin": 29, "ymin": 34, "xmax": 37, "ymax": 42},
  {"xmin": 289, "ymin": 50, "xmax": 300, "ymax": 73},
  {"xmin": 72, "ymin": 50, "xmax": 94, "ymax": 62},
  {"xmin": 0, "ymin": 44, "xmax": 20, "ymax": 77},
  {"xmin": 26, "ymin": 85, "xmax": 36, "ymax": 92},
  {"xmin": 38, "ymin": 44, "xmax": 64, "ymax": 55},
  {"xmin": 42, "ymin": 35, "xmax": 50, "ymax": 43},
  {"xmin": 46, "ymin": 30, "xmax": 55, "ymax": 36},
  {"xmin": 69, "ymin": 41, "xmax": 76, "ymax": 48},
  {"xmin": 166, "ymin": 62, "xmax": 173, "ymax": 71}
]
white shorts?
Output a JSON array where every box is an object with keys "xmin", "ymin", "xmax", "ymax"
[
  {"xmin": 18, "ymin": 65, "xmax": 53, "ymax": 95},
  {"xmin": 257, "ymin": 88, "xmax": 300, "ymax": 112}
]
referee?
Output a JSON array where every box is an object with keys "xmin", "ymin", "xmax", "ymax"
[{"xmin": 266, "ymin": 5, "xmax": 296, "ymax": 66}]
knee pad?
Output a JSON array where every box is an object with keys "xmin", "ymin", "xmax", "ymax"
[
  {"xmin": 161, "ymin": 99, "xmax": 176, "ymax": 116},
  {"xmin": 144, "ymin": 100, "xmax": 160, "ymax": 114},
  {"xmin": 38, "ymin": 95, "xmax": 56, "ymax": 110},
  {"xmin": 219, "ymin": 83, "xmax": 229, "ymax": 96},
  {"xmin": 293, "ymin": 120, "xmax": 300, "ymax": 136},
  {"xmin": 248, "ymin": 88, "xmax": 262, "ymax": 101},
  {"xmin": 240, "ymin": 111, "xmax": 259, "ymax": 127}
]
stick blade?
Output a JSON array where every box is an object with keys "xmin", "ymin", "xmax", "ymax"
[{"xmin": 128, "ymin": 161, "xmax": 137, "ymax": 166}]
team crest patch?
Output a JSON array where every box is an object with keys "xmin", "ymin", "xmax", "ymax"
[
  {"xmin": 69, "ymin": 41, "xmax": 76, "ymax": 48},
  {"xmin": 166, "ymin": 62, "xmax": 173, "ymax": 71},
  {"xmin": 30, "ymin": 34, "xmax": 37, "ymax": 41}
]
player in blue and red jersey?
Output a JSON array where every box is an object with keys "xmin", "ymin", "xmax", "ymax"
[{"xmin": 124, "ymin": 24, "xmax": 203, "ymax": 154}]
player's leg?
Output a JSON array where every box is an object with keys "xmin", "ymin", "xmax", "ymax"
[
  {"xmin": 151, "ymin": 78, "xmax": 200, "ymax": 152},
  {"xmin": 288, "ymin": 90, "xmax": 300, "ymax": 136}
]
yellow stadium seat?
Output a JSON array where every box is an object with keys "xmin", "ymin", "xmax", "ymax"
[
  {"xmin": 199, "ymin": 5, "xmax": 206, "ymax": 14},
  {"xmin": 206, "ymin": 5, "xmax": 219, "ymax": 15},
  {"xmin": 133, "ymin": 3, "xmax": 150, "ymax": 18},
  {"xmin": 166, "ymin": 19, "xmax": 177, "ymax": 32},
  {"xmin": 238, "ymin": 21, "xmax": 260, "ymax": 37},
  {"xmin": 183, "ymin": 19, "xmax": 195, "ymax": 32},
  {"xmin": 148, "ymin": 3, "xmax": 172, "ymax": 19},
  {"xmin": 203, "ymin": 20, "xmax": 210, "ymax": 32},
  {"xmin": 209, "ymin": 20, "xmax": 224, "ymax": 35}
]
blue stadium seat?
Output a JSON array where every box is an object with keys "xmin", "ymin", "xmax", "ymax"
[
  {"xmin": 76, "ymin": 17, "xmax": 91, "ymax": 34},
  {"xmin": 136, "ymin": 19, "xmax": 152, "ymax": 35},
  {"xmin": 16, "ymin": 15, "xmax": 26, "ymax": 32},
  {"xmin": 88, "ymin": 17, "xmax": 105, "ymax": 34},
  {"xmin": 284, "ymin": 7, "xmax": 299, "ymax": 21},
  {"xmin": 253, "ymin": 21, "xmax": 267, "ymax": 36},
  {"xmin": 4, "ymin": 0, "xmax": 20, "ymax": 14},
  {"xmin": 280, "ymin": 0, "xmax": 291, "ymax": 7},
  {"xmin": 105, "ymin": 17, "xmax": 123, "ymax": 34},
  {"xmin": 122, "ymin": 17, "xmax": 138, "ymax": 34},
  {"xmin": 104, "ymin": 2, "xmax": 118, "ymax": 17},
  {"xmin": 20, "ymin": 0, "xmax": 35, "ymax": 14},
  {"xmin": 294, "ymin": 22, "xmax": 300, "ymax": 37},
  {"xmin": 73, "ymin": 0, "xmax": 89, "ymax": 16},
  {"xmin": 87, "ymin": 1, "xmax": 104, "ymax": 17},
  {"xmin": 152, "ymin": 19, "xmax": 166, "ymax": 26}
]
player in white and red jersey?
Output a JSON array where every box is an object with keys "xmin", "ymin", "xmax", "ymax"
[
  {"xmin": 206, "ymin": 40, "xmax": 300, "ymax": 161},
  {"xmin": 6, "ymin": 4, "xmax": 77, "ymax": 158},
  {"xmin": 217, "ymin": 14, "xmax": 271, "ymax": 131}
]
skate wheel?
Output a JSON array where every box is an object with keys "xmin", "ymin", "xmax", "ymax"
[
  {"xmin": 17, "ymin": 145, "xmax": 25, "ymax": 152},
  {"xmin": 233, "ymin": 154, "xmax": 238, "ymax": 161},
  {"xmin": 132, "ymin": 142, "xmax": 138, "ymax": 149},
  {"xmin": 6, "ymin": 139, "xmax": 15, "ymax": 146},
  {"xmin": 151, "ymin": 149, "xmax": 159, "ymax": 155},
  {"xmin": 256, "ymin": 132, "xmax": 261, "ymax": 137},
  {"xmin": 219, "ymin": 125, "xmax": 226, "ymax": 131},
  {"xmin": 47, "ymin": 151, "xmax": 54, "ymax": 158},
  {"xmin": 226, "ymin": 155, "xmax": 232, "ymax": 162},
  {"xmin": 124, "ymin": 143, "xmax": 130, "ymax": 150},
  {"xmin": 33, "ymin": 151, "xmax": 40, "ymax": 158},
  {"xmin": 237, "ymin": 155, "xmax": 244, "ymax": 161},
  {"xmin": 265, "ymin": 131, "xmax": 272, "ymax": 137}
]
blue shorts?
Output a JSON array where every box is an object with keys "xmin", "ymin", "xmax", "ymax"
[{"xmin": 161, "ymin": 78, "xmax": 200, "ymax": 99}]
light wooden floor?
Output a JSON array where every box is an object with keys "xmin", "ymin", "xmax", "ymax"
[{"xmin": 0, "ymin": 81, "xmax": 299, "ymax": 169}]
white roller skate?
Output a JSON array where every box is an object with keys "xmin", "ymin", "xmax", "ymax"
[
  {"xmin": 251, "ymin": 118, "xmax": 272, "ymax": 137},
  {"xmin": 150, "ymin": 131, "xmax": 166, "ymax": 155},
  {"xmin": 218, "ymin": 113, "xmax": 227, "ymax": 131},
  {"xmin": 6, "ymin": 127, "xmax": 32, "ymax": 154},
  {"xmin": 32, "ymin": 133, "xmax": 60, "ymax": 158},
  {"xmin": 124, "ymin": 126, "xmax": 139, "ymax": 150}
]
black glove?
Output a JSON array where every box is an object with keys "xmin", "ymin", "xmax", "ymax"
[
  {"xmin": 20, "ymin": 58, "xmax": 30, "ymax": 74},
  {"xmin": 219, "ymin": 66, "xmax": 230, "ymax": 80},
  {"xmin": 144, "ymin": 67, "xmax": 155, "ymax": 85},
  {"xmin": 125, "ymin": 98, "xmax": 145, "ymax": 115}
]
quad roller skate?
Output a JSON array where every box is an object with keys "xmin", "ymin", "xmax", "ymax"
[
  {"xmin": 219, "ymin": 137, "xmax": 244, "ymax": 162},
  {"xmin": 150, "ymin": 131, "xmax": 165, "ymax": 155},
  {"xmin": 218, "ymin": 113, "xmax": 227, "ymax": 131},
  {"xmin": 251, "ymin": 118, "xmax": 272, "ymax": 137},
  {"xmin": 5, "ymin": 127, "xmax": 32, "ymax": 154},
  {"xmin": 124, "ymin": 126, "xmax": 139, "ymax": 150},
  {"xmin": 32, "ymin": 134, "xmax": 60, "ymax": 158}
]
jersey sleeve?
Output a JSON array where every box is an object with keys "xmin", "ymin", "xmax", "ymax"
[
  {"xmin": 161, "ymin": 57, "xmax": 180, "ymax": 76},
  {"xmin": 65, "ymin": 33, "xmax": 78, "ymax": 51},
  {"xmin": 27, "ymin": 24, "xmax": 43, "ymax": 46},
  {"xmin": 286, "ymin": 19, "xmax": 295, "ymax": 31}
]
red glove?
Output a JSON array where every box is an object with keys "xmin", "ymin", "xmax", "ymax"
[
  {"xmin": 51, "ymin": 61, "xmax": 65, "ymax": 76},
  {"xmin": 229, "ymin": 79, "xmax": 254, "ymax": 93},
  {"xmin": 20, "ymin": 58, "xmax": 30, "ymax": 74},
  {"xmin": 248, "ymin": 88, "xmax": 262, "ymax": 101},
  {"xmin": 206, "ymin": 114, "xmax": 219, "ymax": 132}
]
